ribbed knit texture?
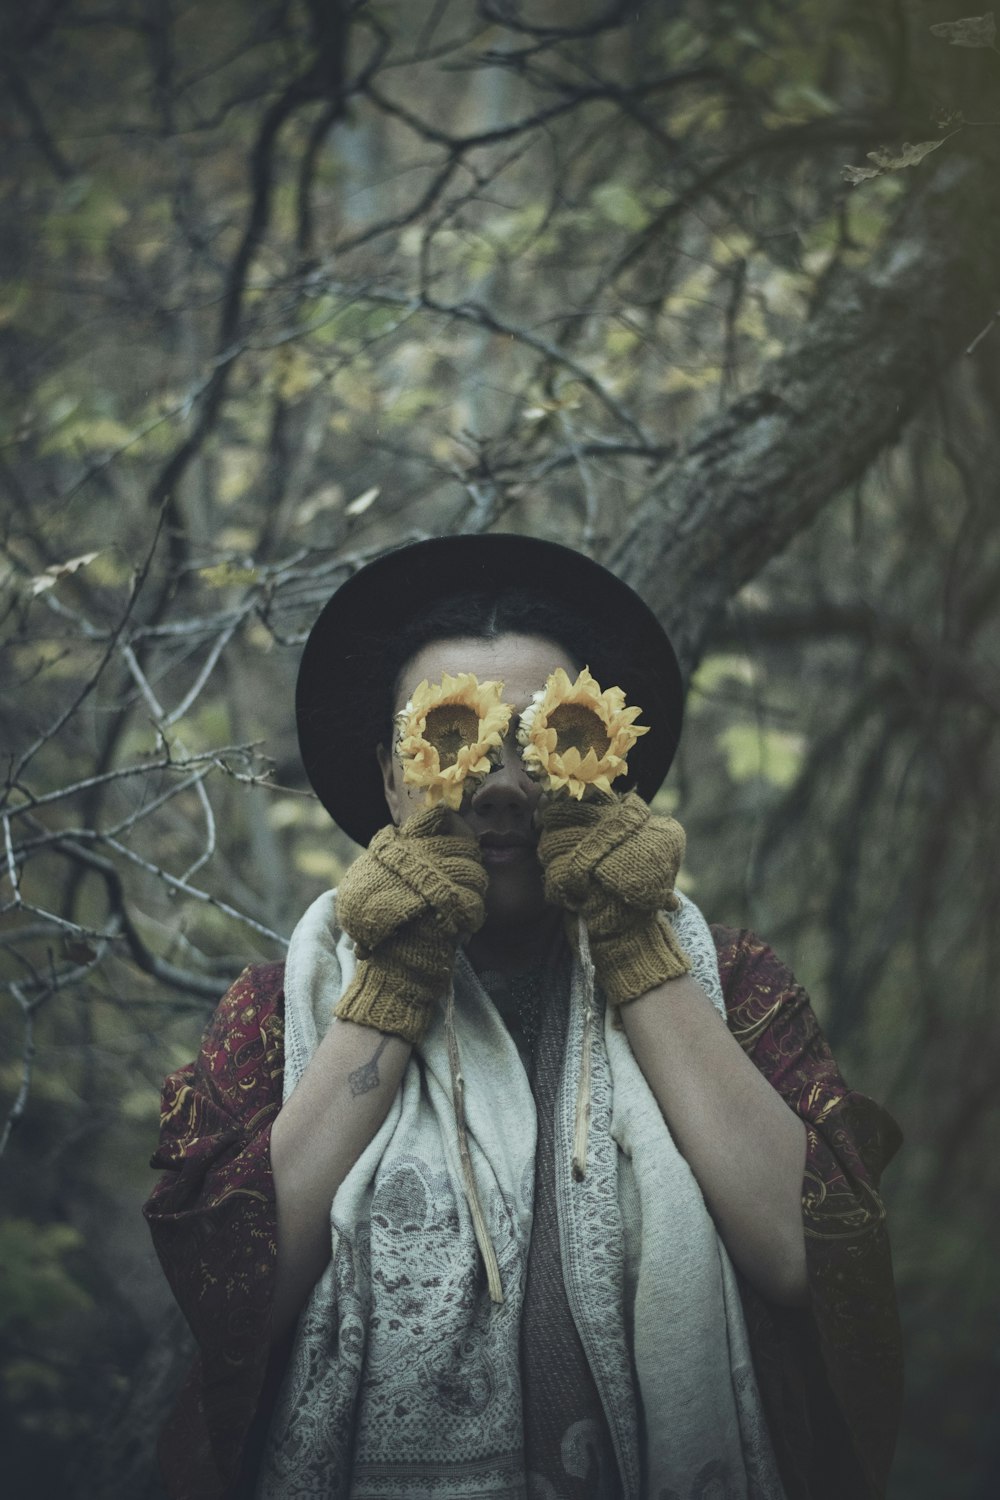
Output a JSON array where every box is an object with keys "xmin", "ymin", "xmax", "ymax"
[
  {"xmin": 538, "ymin": 790, "xmax": 690, "ymax": 1006},
  {"xmin": 334, "ymin": 804, "xmax": 487, "ymax": 1042}
]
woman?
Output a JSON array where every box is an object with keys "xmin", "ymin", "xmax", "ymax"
[{"xmin": 145, "ymin": 535, "xmax": 903, "ymax": 1500}]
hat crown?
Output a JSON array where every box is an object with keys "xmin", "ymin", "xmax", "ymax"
[{"xmin": 296, "ymin": 535, "xmax": 683, "ymax": 846}]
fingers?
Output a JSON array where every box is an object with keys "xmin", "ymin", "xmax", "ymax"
[
  {"xmin": 537, "ymin": 790, "xmax": 685, "ymax": 913},
  {"xmin": 380, "ymin": 840, "xmax": 486, "ymax": 936},
  {"xmin": 593, "ymin": 815, "xmax": 685, "ymax": 909},
  {"xmin": 538, "ymin": 792, "xmax": 641, "ymax": 906},
  {"xmin": 395, "ymin": 802, "xmax": 479, "ymax": 844},
  {"xmin": 337, "ymin": 812, "xmax": 487, "ymax": 951}
]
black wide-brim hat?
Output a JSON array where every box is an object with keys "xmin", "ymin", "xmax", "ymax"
[{"xmin": 296, "ymin": 534, "xmax": 684, "ymax": 846}]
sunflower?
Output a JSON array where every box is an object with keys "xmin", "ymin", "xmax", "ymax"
[
  {"xmin": 517, "ymin": 666, "xmax": 649, "ymax": 800},
  {"xmin": 395, "ymin": 672, "xmax": 512, "ymax": 809}
]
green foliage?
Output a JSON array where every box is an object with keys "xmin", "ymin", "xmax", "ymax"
[
  {"xmin": 690, "ymin": 654, "xmax": 756, "ymax": 696},
  {"xmin": 590, "ymin": 183, "xmax": 650, "ymax": 231},
  {"xmin": 716, "ymin": 722, "xmax": 805, "ymax": 788},
  {"xmin": 0, "ymin": 1221, "xmax": 92, "ymax": 1333},
  {"xmin": 42, "ymin": 176, "xmax": 128, "ymax": 259},
  {"xmin": 1, "ymin": 1, "xmax": 997, "ymax": 1494}
]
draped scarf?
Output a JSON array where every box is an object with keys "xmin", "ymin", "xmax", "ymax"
[{"xmin": 256, "ymin": 891, "xmax": 785, "ymax": 1500}]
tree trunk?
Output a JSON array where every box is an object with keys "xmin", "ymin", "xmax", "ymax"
[
  {"xmin": 612, "ymin": 142, "xmax": 1000, "ymax": 671},
  {"xmin": 70, "ymin": 1304, "xmax": 191, "ymax": 1500}
]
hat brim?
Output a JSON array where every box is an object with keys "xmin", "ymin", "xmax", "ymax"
[{"xmin": 296, "ymin": 534, "xmax": 684, "ymax": 846}]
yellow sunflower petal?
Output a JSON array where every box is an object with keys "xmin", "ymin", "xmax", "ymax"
[
  {"xmin": 516, "ymin": 664, "xmax": 650, "ymax": 799},
  {"xmin": 394, "ymin": 672, "xmax": 512, "ymax": 807}
]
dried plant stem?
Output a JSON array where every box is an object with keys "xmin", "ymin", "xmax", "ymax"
[
  {"xmin": 445, "ymin": 981, "xmax": 504, "ymax": 1304},
  {"xmin": 572, "ymin": 912, "xmax": 595, "ymax": 1182}
]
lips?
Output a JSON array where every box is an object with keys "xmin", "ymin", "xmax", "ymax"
[
  {"xmin": 479, "ymin": 831, "xmax": 532, "ymax": 849},
  {"xmin": 478, "ymin": 830, "xmax": 536, "ymax": 865}
]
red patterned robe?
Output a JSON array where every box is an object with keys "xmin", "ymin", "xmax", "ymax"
[{"xmin": 144, "ymin": 928, "xmax": 903, "ymax": 1500}]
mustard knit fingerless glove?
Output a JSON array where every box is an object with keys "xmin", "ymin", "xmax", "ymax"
[
  {"xmin": 334, "ymin": 805, "xmax": 488, "ymax": 1043},
  {"xmin": 537, "ymin": 790, "xmax": 690, "ymax": 1006}
]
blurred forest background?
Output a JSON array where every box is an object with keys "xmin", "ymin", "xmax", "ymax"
[{"xmin": 1, "ymin": 1, "xmax": 998, "ymax": 1495}]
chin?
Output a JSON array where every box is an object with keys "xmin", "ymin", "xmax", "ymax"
[{"xmin": 482, "ymin": 868, "xmax": 549, "ymax": 930}]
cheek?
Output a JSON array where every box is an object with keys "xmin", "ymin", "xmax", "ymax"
[
  {"xmin": 378, "ymin": 747, "xmax": 407, "ymax": 824},
  {"xmin": 388, "ymin": 757, "xmax": 447, "ymax": 820},
  {"xmin": 393, "ymin": 766, "xmax": 421, "ymax": 816},
  {"xmin": 482, "ymin": 857, "xmax": 547, "ymax": 920}
]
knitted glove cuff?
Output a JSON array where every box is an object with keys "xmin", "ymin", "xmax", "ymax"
[
  {"xmin": 334, "ymin": 957, "xmax": 439, "ymax": 1044},
  {"xmin": 591, "ymin": 911, "xmax": 691, "ymax": 1007}
]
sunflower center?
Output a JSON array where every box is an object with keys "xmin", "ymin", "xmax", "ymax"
[
  {"xmin": 423, "ymin": 703, "xmax": 482, "ymax": 767},
  {"xmin": 547, "ymin": 702, "xmax": 610, "ymax": 760}
]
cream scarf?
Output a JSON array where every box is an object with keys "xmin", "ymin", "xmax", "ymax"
[{"xmin": 257, "ymin": 891, "xmax": 786, "ymax": 1500}]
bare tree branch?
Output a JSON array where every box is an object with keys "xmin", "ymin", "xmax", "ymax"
[
  {"xmin": 0, "ymin": 984, "xmax": 38, "ymax": 1159},
  {"xmin": 612, "ymin": 143, "xmax": 1000, "ymax": 670}
]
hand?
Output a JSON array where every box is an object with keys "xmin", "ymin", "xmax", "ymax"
[
  {"xmin": 334, "ymin": 804, "xmax": 488, "ymax": 1042},
  {"xmin": 537, "ymin": 790, "xmax": 690, "ymax": 1006}
]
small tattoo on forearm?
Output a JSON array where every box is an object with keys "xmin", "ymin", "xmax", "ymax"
[{"xmin": 348, "ymin": 1036, "xmax": 391, "ymax": 1096}]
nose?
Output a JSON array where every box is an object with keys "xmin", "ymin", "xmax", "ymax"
[{"xmin": 468, "ymin": 740, "xmax": 538, "ymax": 822}]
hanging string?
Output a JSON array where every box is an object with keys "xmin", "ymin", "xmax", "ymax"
[
  {"xmin": 572, "ymin": 911, "xmax": 596, "ymax": 1182},
  {"xmin": 445, "ymin": 979, "xmax": 504, "ymax": 1303}
]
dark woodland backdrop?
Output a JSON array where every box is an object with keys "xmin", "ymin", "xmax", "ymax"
[{"xmin": 1, "ymin": 2, "xmax": 998, "ymax": 1495}]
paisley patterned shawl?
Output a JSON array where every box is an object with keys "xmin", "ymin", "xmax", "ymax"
[{"xmin": 144, "ymin": 930, "xmax": 903, "ymax": 1500}]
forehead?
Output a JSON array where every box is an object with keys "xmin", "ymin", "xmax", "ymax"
[{"xmin": 395, "ymin": 634, "xmax": 579, "ymax": 712}]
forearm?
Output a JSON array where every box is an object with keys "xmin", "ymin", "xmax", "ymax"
[
  {"xmin": 620, "ymin": 973, "xmax": 808, "ymax": 1306},
  {"xmin": 269, "ymin": 1018, "xmax": 411, "ymax": 1338}
]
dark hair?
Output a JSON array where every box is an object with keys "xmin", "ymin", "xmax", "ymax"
[{"xmin": 377, "ymin": 589, "xmax": 608, "ymax": 740}]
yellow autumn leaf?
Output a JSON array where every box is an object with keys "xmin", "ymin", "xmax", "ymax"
[
  {"xmin": 345, "ymin": 486, "xmax": 380, "ymax": 517},
  {"xmin": 843, "ymin": 139, "xmax": 944, "ymax": 186},
  {"xmin": 929, "ymin": 12, "xmax": 996, "ymax": 47},
  {"xmin": 29, "ymin": 551, "xmax": 102, "ymax": 595}
]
